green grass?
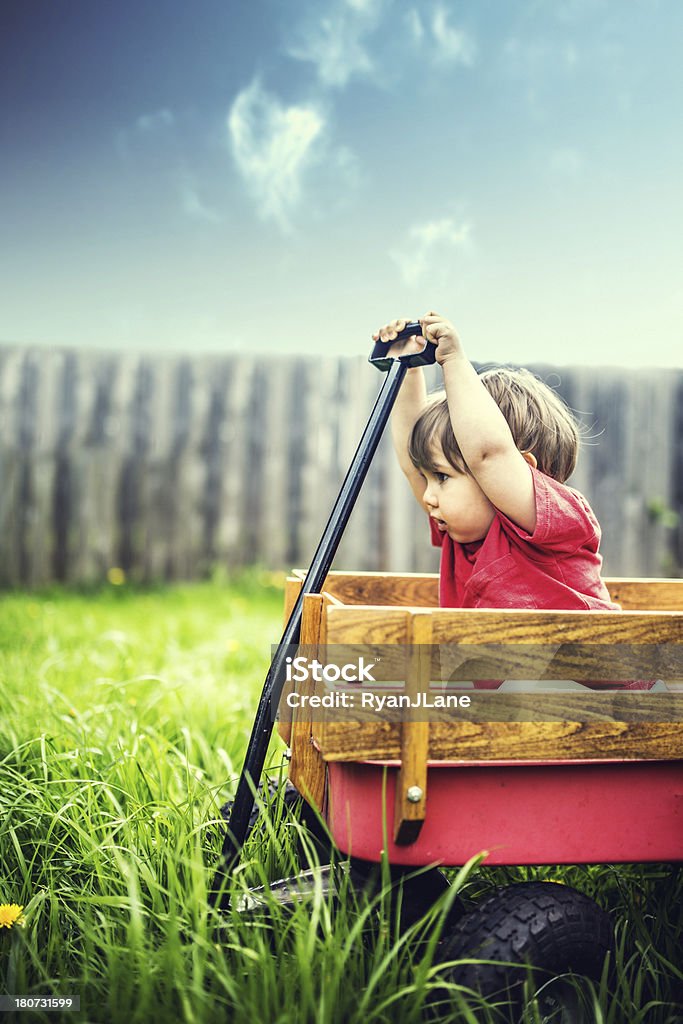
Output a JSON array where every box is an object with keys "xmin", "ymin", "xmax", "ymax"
[{"xmin": 1, "ymin": 573, "xmax": 682, "ymax": 1023}]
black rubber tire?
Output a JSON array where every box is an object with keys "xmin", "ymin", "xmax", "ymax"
[{"xmin": 433, "ymin": 881, "xmax": 614, "ymax": 1021}]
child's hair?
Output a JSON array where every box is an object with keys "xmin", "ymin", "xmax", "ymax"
[{"xmin": 408, "ymin": 367, "xmax": 580, "ymax": 483}]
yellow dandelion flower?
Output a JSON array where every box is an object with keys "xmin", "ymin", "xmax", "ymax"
[
  {"xmin": 107, "ymin": 567, "xmax": 126, "ymax": 586},
  {"xmin": 0, "ymin": 904, "xmax": 25, "ymax": 929}
]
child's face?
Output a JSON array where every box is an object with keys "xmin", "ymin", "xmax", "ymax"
[{"xmin": 420, "ymin": 441, "xmax": 496, "ymax": 544}]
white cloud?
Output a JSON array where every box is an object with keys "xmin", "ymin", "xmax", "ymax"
[
  {"xmin": 405, "ymin": 6, "xmax": 475, "ymax": 66},
  {"xmin": 286, "ymin": 2, "xmax": 474, "ymax": 90},
  {"xmin": 286, "ymin": 1, "xmax": 383, "ymax": 87},
  {"xmin": 390, "ymin": 217, "xmax": 471, "ymax": 285},
  {"xmin": 135, "ymin": 109, "xmax": 175, "ymax": 133},
  {"xmin": 431, "ymin": 7, "xmax": 476, "ymax": 65},
  {"xmin": 228, "ymin": 79, "xmax": 325, "ymax": 230},
  {"xmin": 406, "ymin": 8, "xmax": 425, "ymax": 41}
]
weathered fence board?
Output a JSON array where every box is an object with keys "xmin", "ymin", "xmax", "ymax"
[{"xmin": 0, "ymin": 346, "xmax": 680, "ymax": 587}]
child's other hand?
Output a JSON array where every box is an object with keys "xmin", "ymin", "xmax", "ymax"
[
  {"xmin": 420, "ymin": 311, "xmax": 463, "ymax": 364},
  {"xmin": 373, "ymin": 318, "xmax": 424, "ymax": 359}
]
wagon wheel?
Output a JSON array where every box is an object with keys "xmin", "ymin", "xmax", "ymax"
[
  {"xmin": 433, "ymin": 881, "xmax": 614, "ymax": 1022},
  {"xmin": 222, "ymin": 782, "xmax": 464, "ymax": 929},
  {"xmin": 233, "ymin": 854, "xmax": 464, "ymax": 935}
]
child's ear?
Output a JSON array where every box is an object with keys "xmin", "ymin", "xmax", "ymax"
[{"xmin": 521, "ymin": 451, "xmax": 538, "ymax": 468}]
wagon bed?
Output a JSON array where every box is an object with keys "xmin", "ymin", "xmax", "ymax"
[{"xmin": 279, "ymin": 571, "xmax": 683, "ymax": 865}]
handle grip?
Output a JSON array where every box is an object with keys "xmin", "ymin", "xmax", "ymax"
[{"xmin": 368, "ymin": 321, "xmax": 436, "ymax": 371}]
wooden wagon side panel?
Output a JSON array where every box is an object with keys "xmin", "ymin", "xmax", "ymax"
[
  {"xmin": 314, "ymin": 604, "xmax": 683, "ymax": 763},
  {"xmin": 316, "ymin": 718, "xmax": 683, "ymax": 763}
]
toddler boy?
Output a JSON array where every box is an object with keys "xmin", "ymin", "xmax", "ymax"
[{"xmin": 373, "ymin": 311, "xmax": 656, "ymax": 690}]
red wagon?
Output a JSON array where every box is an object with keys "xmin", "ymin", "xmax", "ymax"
[{"xmin": 280, "ymin": 570, "xmax": 683, "ymax": 868}]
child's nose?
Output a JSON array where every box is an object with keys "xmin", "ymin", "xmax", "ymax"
[{"xmin": 424, "ymin": 482, "xmax": 438, "ymax": 507}]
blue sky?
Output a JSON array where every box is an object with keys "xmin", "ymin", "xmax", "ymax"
[{"xmin": 1, "ymin": 0, "xmax": 681, "ymax": 366}]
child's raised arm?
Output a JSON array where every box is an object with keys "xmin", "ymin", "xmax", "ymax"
[
  {"xmin": 421, "ymin": 312, "xmax": 538, "ymax": 533},
  {"xmin": 373, "ymin": 319, "xmax": 429, "ymax": 507}
]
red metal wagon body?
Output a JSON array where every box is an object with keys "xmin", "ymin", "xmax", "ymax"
[{"xmin": 327, "ymin": 758, "xmax": 682, "ymax": 865}]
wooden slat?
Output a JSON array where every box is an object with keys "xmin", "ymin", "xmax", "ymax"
[
  {"xmin": 282, "ymin": 576, "xmax": 346, "ymax": 621},
  {"xmin": 387, "ymin": 425, "xmax": 417, "ymax": 574},
  {"xmin": 283, "ymin": 576, "xmax": 303, "ymax": 623},
  {"xmin": 275, "ymin": 573, "xmax": 301, "ymax": 744},
  {"xmin": 324, "ymin": 606, "xmax": 682, "ymax": 646},
  {"xmin": 147, "ymin": 355, "xmax": 179, "ymax": 580},
  {"xmin": 286, "ymin": 594, "xmax": 328, "ymax": 810},
  {"xmin": 430, "ymin": 609, "xmax": 682, "ymax": 645},
  {"xmin": 277, "ymin": 578, "xmax": 346, "ymax": 745},
  {"xmin": 259, "ymin": 359, "xmax": 291, "ymax": 569},
  {"xmin": 26, "ymin": 350, "xmax": 62, "ymax": 585},
  {"xmin": 293, "ymin": 360, "xmax": 339, "ymax": 567},
  {"xmin": 14, "ymin": 351, "xmax": 49, "ymax": 585},
  {"xmin": 315, "ymin": 714, "xmax": 683, "ymax": 763},
  {"xmin": 335, "ymin": 359, "xmax": 379, "ymax": 569},
  {"xmin": 605, "ymin": 578, "xmax": 683, "ymax": 611},
  {"xmin": 394, "ymin": 613, "xmax": 431, "ymax": 844},
  {"xmin": 324, "ymin": 606, "xmax": 410, "ymax": 643},
  {"xmin": 241, "ymin": 364, "xmax": 268, "ymax": 566},
  {"xmin": 291, "ymin": 570, "xmax": 439, "ymax": 608},
  {"xmin": 220, "ymin": 359, "xmax": 255, "ymax": 567},
  {"xmin": 83, "ymin": 353, "xmax": 127, "ymax": 583}
]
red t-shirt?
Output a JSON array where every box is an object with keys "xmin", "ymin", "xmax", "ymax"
[
  {"xmin": 431, "ymin": 467, "xmax": 618, "ymax": 612},
  {"xmin": 430, "ymin": 466, "xmax": 654, "ymax": 689}
]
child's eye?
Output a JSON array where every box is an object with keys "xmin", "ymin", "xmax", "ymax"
[{"xmin": 436, "ymin": 472, "xmax": 449, "ymax": 483}]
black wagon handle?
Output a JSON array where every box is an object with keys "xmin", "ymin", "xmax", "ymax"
[
  {"xmin": 210, "ymin": 317, "xmax": 431, "ymax": 909},
  {"xmin": 368, "ymin": 320, "xmax": 437, "ymax": 371}
]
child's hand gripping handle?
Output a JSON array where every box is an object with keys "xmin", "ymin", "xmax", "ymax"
[{"xmin": 368, "ymin": 321, "xmax": 437, "ymax": 372}]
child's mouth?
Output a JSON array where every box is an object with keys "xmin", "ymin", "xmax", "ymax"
[{"xmin": 432, "ymin": 517, "xmax": 448, "ymax": 532}]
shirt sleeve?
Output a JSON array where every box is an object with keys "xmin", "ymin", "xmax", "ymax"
[{"xmin": 496, "ymin": 467, "xmax": 600, "ymax": 556}]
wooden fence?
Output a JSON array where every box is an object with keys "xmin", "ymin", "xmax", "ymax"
[{"xmin": 0, "ymin": 346, "xmax": 681, "ymax": 587}]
